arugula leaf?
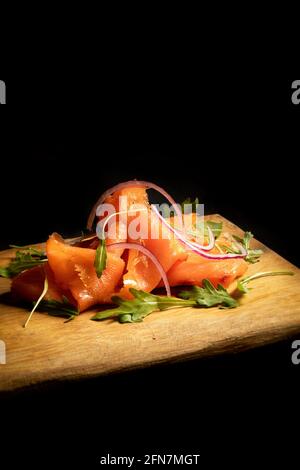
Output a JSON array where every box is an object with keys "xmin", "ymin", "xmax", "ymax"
[
  {"xmin": 218, "ymin": 244, "xmax": 238, "ymax": 254},
  {"xmin": 0, "ymin": 247, "xmax": 47, "ymax": 278},
  {"xmin": 206, "ymin": 221, "xmax": 223, "ymax": 239},
  {"xmin": 179, "ymin": 280, "xmax": 238, "ymax": 308},
  {"xmin": 35, "ymin": 297, "xmax": 79, "ymax": 322},
  {"xmin": 237, "ymin": 271, "xmax": 294, "ymax": 294},
  {"xmin": 186, "ymin": 221, "xmax": 223, "ymax": 242},
  {"xmin": 181, "ymin": 197, "xmax": 200, "ymax": 212},
  {"xmin": 233, "ymin": 232, "xmax": 253, "ymax": 249},
  {"xmin": 220, "ymin": 231, "xmax": 263, "ymax": 263},
  {"xmin": 94, "ymin": 238, "xmax": 107, "ymax": 278},
  {"xmin": 233, "ymin": 232, "xmax": 263, "ymax": 264},
  {"xmin": 91, "ymin": 281, "xmax": 237, "ymax": 323},
  {"xmin": 181, "ymin": 198, "xmax": 223, "ymax": 239},
  {"xmin": 92, "ymin": 289, "xmax": 190, "ymax": 323}
]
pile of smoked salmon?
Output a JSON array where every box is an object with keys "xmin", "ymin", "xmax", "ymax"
[{"xmin": 8, "ymin": 182, "xmax": 249, "ymax": 313}]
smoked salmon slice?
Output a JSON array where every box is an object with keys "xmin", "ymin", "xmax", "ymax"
[
  {"xmin": 11, "ymin": 235, "xmax": 126, "ymax": 312},
  {"xmin": 11, "ymin": 264, "xmax": 66, "ymax": 304},
  {"xmin": 164, "ymin": 253, "xmax": 248, "ymax": 288},
  {"xmin": 46, "ymin": 233, "xmax": 125, "ymax": 311},
  {"xmin": 103, "ymin": 188, "xmax": 188, "ymax": 297},
  {"xmin": 118, "ymin": 218, "xmax": 188, "ymax": 297}
]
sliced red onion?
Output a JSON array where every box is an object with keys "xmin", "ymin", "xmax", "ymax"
[
  {"xmin": 107, "ymin": 241, "xmax": 171, "ymax": 296},
  {"xmin": 87, "ymin": 180, "xmax": 183, "ymax": 231},
  {"xmin": 151, "ymin": 204, "xmax": 215, "ymax": 251},
  {"xmin": 151, "ymin": 205, "xmax": 247, "ymax": 260},
  {"xmin": 188, "ymin": 243, "xmax": 247, "ymax": 260}
]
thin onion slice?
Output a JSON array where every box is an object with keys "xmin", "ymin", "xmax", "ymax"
[
  {"xmin": 151, "ymin": 204, "xmax": 215, "ymax": 251},
  {"xmin": 87, "ymin": 180, "xmax": 183, "ymax": 231},
  {"xmin": 151, "ymin": 205, "xmax": 247, "ymax": 260},
  {"xmin": 184, "ymin": 242, "xmax": 247, "ymax": 260},
  {"xmin": 107, "ymin": 241, "xmax": 171, "ymax": 296}
]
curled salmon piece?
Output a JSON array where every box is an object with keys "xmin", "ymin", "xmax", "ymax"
[
  {"xmin": 11, "ymin": 264, "xmax": 67, "ymax": 304},
  {"xmin": 11, "ymin": 234, "xmax": 126, "ymax": 312},
  {"xmin": 46, "ymin": 233, "xmax": 125, "ymax": 311},
  {"xmin": 164, "ymin": 253, "xmax": 248, "ymax": 289}
]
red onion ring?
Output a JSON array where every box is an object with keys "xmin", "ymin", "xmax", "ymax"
[
  {"xmin": 87, "ymin": 180, "xmax": 183, "ymax": 231},
  {"xmin": 151, "ymin": 205, "xmax": 247, "ymax": 260},
  {"xmin": 151, "ymin": 204, "xmax": 215, "ymax": 251},
  {"xmin": 183, "ymin": 240, "xmax": 247, "ymax": 260},
  {"xmin": 107, "ymin": 242, "xmax": 171, "ymax": 296},
  {"xmin": 189, "ymin": 243, "xmax": 247, "ymax": 260}
]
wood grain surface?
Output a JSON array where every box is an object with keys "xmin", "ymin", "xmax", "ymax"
[{"xmin": 1, "ymin": 215, "xmax": 300, "ymax": 392}]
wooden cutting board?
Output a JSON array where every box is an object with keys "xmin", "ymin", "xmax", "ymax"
[{"xmin": 1, "ymin": 215, "xmax": 300, "ymax": 392}]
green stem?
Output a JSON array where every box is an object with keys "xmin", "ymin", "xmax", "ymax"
[
  {"xmin": 240, "ymin": 270, "xmax": 294, "ymax": 286},
  {"xmin": 24, "ymin": 276, "xmax": 49, "ymax": 328},
  {"xmin": 157, "ymin": 298, "xmax": 195, "ymax": 309}
]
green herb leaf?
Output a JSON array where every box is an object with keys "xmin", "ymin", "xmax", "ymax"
[
  {"xmin": 237, "ymin": 271, "xmax": 294, "ymax": 293},
  {"xmin": 233, "ymin": 232, "xmax": 253, "ymax": 249},
  {"xmin": 91, "ymin": 281, "xmax": 237, "ymax": 323},
  {"xmin": 220, "ymin": 231, "xmax": 263, "ymax": 263},
  {"xmin": 92, "ymin": 289, "xmax": 186, "ymax": 323},
  {"xmin": 206, "ymin": 221, "xmax": 223, "ymax": 239},
  {"xmin": 218, "ymin": 244, "xmax": 238, "ymax": 254},
  {"xmin": 186, "ymin": 221, "xmax": 223, "ymax": 242},
  {"xmin": 35, "ymin": 297, "xmax": 79, "ymax": 322},
  {"xmin": 0, "ymin": 247, "xmax": 47, "ymax": 278},
  {"xmin": 233, "ymin": 232, "xmax": 263, "ymax": 264},
  {"xmin": 181, "ymin": 199, "xmax": 223, "ymax": 239},
  {"xmin": 181, "ymin": 197, "xmax": 200, "ymax": 212},
  {"xmin": 179, "ymin": 280, "xmax": 238, "ymax": 308},
  {"xmin": 94, "ymin": 239, "xmax": 107, "ymax": 278}
]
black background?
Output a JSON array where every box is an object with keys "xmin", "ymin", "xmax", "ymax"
[{"xmin": 0, "ymin": 77, "xmax": 299, "ymax": 466}]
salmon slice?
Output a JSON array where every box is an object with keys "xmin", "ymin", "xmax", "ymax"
[
  {"xmin": 165, "ymin": 252, "xmax": 248, "ymax": 288},
  {"xmin": 11, "ymin": 264, "xmax": 67, "ymax": 304},
  {"xmin": 99, "ymin": 186, "xmax": 149, "ymax": 256},
  {"xmin": 104, "ymin": 187, "xmax": 149, "ymax": 213},
  {"xmin": 46, "ymin": 233, "xmax": 125, "ymax": 311},
  {"xmin": 118, "ymin": 213, "xmax": 188, "ymax": 297},
  {"xmin": 104, "ymin": 220, "xmax": 128, "ymax": 256}
]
